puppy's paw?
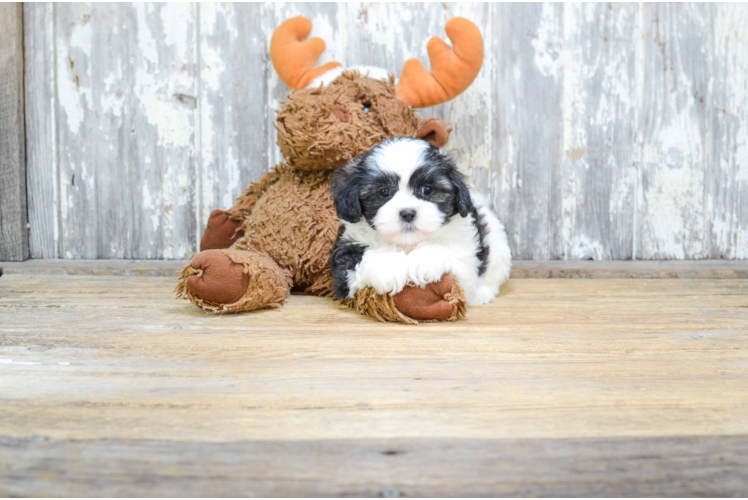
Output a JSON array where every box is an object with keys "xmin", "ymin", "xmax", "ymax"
[
  {"xmin": 351, "ymin": 250, "xmax": 410, "ymax": 296},
  {"xmin": 370, "ymin": 270, "xmax": 409, "ymax": 296},
  {"xmin": 407, "ymin": 247, "xmax": 453, "ymax": 287}
]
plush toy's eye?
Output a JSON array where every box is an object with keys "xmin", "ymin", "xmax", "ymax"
[
  {"xmin": 379, "ymin": 188, "xmax": 389, "ymax": 197},
  {"xmin": 421, "ymin": 186, "xmax": 433, "ymax": 196},
  {"xmin": 362, "ymin": 102, "xmax": 371, "ymax": 112}
]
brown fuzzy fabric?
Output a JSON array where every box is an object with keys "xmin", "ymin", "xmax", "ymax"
[
  {"xmin": 348, "ymin": 274, "xmax": 467, "ymax": 325},
  {"xmin": 226, "ymin": 170, "xmax": 281, "ymax": 221},
  {"xmin": 175, "ymin": 249, "xmax": 292, "ymax": 313},
  {"xmin": 185, "ymin": 250, "xmax": 250, "ymax": 304},
  {"xmin": 230, "ymin": 164, "xmax": 340, "ymax": 295},
  {"xmin": 276, "ymin": 71, "xmax": 446, "ymax": 171},
  {"xmin": 200, "ymin": 210, "xmax": 245, "ymax": 251},
  {"xmin": 178, "ymin": 70, "xmax": 465, "ymax": 323},
  {"xmin": 415, "ymin": 120, "xmax": 450, "ymax": 149},
  {"xmin": 392, "ymin": 274, "xmax": 464, "ymax": 320}
]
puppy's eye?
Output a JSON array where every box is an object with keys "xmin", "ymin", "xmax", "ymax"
[
  {"xmin": 421, "ymin": 186, "xmax": 433, "ymax": 196},
  {"xmin": 379, "ymin": 188, "xmax": 390, "ymax": 197},
  {"xmin": 362, "ymin": 102, "xmax": 371, "ymax": 112}
]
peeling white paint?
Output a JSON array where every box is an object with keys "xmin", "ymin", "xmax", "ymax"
[
  {"xmin": 532, "ymin": 2, "xmax": 561, "ymax": 79},
  {"xmin": 23, "ymin": 3, "xmax": 748, "ymax": 260},
  {"xmin": 134, "ymin": 71, "xmax": 193, "ymax": 148},
  {"xmin": 160, "ymin": 3, "xmax": 192, "ymax": 60},
  {"xmin": 134, "ymin": 4, "xmax": 159, "ymax": 66},
  {"xmin": 570, "ymin": 235, "xmax": 605, "ymax": 261},
  {"xmin": 642, "ymin": 166, "xmax": 707, "ymax": 259},
  {"xmin": 68, "ymin": 19, "xmax": 92, "ymax": 57},
  {"xmin": 57, "ymin": 24, "xmax": 92, "ymax": 135}
]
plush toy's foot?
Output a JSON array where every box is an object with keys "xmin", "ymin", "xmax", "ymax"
[
  {"xmin": 200, "ymin": 210, "xmax": 245, "ymax": 251},
  {"xmin": 350, "ymin": 274, "xmax": 467, "ymax": 325},
  {"xmin": 175, "ymin": 249, "xmax": 292, "ymax": 313}
]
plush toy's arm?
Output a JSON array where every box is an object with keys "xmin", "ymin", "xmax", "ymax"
[
  {"xmin": 200, "ymin": 169, "xmax": 281, "ymax": 252},
  {"xmin": 350, "ymin": 274, "xmax": 467, "ymax": 325}
]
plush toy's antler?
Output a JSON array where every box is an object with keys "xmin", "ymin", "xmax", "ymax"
[
  {"xmin": 396, "ymin": 18, "xmax": 483, "ymax": 108},
  {"xmin": 271, "ymin": 16, "xmax": 342, "ymax": 90}
]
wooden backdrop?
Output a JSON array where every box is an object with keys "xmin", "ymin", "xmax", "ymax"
[{"xmin": 22, "ymin": 3, "xmax": 748, "ymax": 260}]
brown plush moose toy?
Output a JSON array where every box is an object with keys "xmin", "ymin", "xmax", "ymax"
[{"xmin": 176, "ymin": 16, "xmax": 484, "ymax": 323}]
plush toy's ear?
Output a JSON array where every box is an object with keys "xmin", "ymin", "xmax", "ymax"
[
  {"xmin": 331, "ymin": 165, "xmax": 362, "ymax": 223},
  {"xmin": 445, "ymin": 160, "xmax": 473, "ymax": 218},
  {"xmin": 416, "ymin": 120, "xmax": 449, "ymax": 149}
]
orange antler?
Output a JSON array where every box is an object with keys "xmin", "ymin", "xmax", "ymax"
[
  {"xmin": 270, "ymin": 16, "xmax": 342, "ymax": 90},
  {"xmin": 396, "ymin": 18, "xmax": 484, "ymax": 108}
]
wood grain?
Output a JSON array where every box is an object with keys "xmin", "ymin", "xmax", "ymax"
[
  {"xmin": 0, "ymin": 273, "xmax": 746, "ymax": 495},
  {"xmin": 21, "ymin": 3, "xmax": 748, "ymax": 260},
  {"xmin": 52, "ymin": 4, "xmax": 198, "ymax": 259},
  {"xmin": 0, "ymin": 3, "xmax": 28, "ymax": 262},
  {"xmin": 3, "ymin": 435, "xmax": 747, "ymax": 497},
  {"xmin": 637, "ymin": 4, "xmax": 712, "ymax": 259},
  {"xmin": 554, "ymin": 3, "xmax": 637, "ymax": 260},
  {"xmin": 491, "ymin": 3, "xmax": 563, "ymax": 260},
  {"xmin": 23, "ymin": 3, "xmax": 58, "ymax": 259},
  {"xmin": 2, "ymin": 259, "xmax": 747, "ymax": 278},
  {"xmin": 711, "ymin": 4, "xmax": 748, "ymax": 259}
]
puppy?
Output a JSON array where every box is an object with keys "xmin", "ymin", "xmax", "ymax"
[{"xmin": 330, "ymin": 137, "xmax": 511, "ymax": 306}]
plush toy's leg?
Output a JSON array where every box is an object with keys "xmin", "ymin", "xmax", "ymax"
[
  {"xmin": 175, "ymin": 249, "xmax": 292, "ymax": 313},
  {"xmin": 200, "ymin": 210, "xmax": 245, "ymax": 251},
  {"xmin": 350, "ymin": 274, "xmax": 467, "ymax": 325}
]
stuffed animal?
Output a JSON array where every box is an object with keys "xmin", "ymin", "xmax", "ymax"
[{"xmin": 175, "ymin": 16, "xmax": 484, "ymax": 323}]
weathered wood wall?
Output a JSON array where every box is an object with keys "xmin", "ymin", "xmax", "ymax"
[
  {"xmin": 22, "ymin": 3, "xmax": 748, "ymax": 260},
  {"xmin": 0, "ymin": 3, "xmax": 28, "ymax": 261}
]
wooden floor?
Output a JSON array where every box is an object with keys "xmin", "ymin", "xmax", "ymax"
[{"xmin": 1, "ymin": 263, "xmax": 748, "ymax": 496}]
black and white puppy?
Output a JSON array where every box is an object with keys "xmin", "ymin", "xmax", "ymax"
[{"xmin": 330, "ymin": 137, "xmax": 511, "ymax": 306}]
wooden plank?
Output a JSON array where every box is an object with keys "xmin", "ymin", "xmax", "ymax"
[
  {"xmin": 0, "ymin": 3, "xmax": 28, "ymax": 262},
  {"xmin": 2, "ymin": 259, "xmax": 747, "ymax": 278},
  {"xmin": 54, "ymin": 4, "xmax": 198, "ymax": 259},
  {"xmin": 491, "ymin": 3, "xmax": 563, "ymax": 260},
  {"xmin": 197, "ymin": 4, "xmax": 268, "ymax": 238},
  {"xmin": 0, "ymin": 276, "xmax": 746, "ymax": 441},
  {"xmin": 553, "ymin": 3, "xmax": 637, "ymax": 260},
  {"xmin": 23, "ymin": 3, "xmax": 58, "ymax": 259},
  {"xmin": 19, "ymin": 3, "xmax": 748, "ymax": 261},
  {"xmin": 637, "ymin": 4, "xmax": 712, "ymax": 259},
  {"xmin": 711, "ymin": 4, "xmax": 748, "ymax": 259},
  {"xmin": 0, "ymin": 274, "xmax": 746, "ymax": 495},
  {"xmin": 54, "ymin": 3, "xmax": 101, "ymax": 259},
  {"xmin": 0, "ymin": 259, "xmax": 186, "ymax": 277},
  {"xmin": 507, "ymin": 259, "xmax": 748, "ymax": 279},
  {"xmin": 2, "ymin": 435, "xmax": 747, "ymax": 497}
]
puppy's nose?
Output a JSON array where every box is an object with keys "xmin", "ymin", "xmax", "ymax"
[{"xmin": 400, "ymin": 209, "xmax": 416, "ymax": 223}]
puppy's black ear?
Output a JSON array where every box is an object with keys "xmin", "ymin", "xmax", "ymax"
[
  {"xmin": 331, "ymin": 164, "xmax": 362, "ymax": 223},
  {"xmin": 445, "ymin": 161, "xmax": 473, "ymax": 218}
]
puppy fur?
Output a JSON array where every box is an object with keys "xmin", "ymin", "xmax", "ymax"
[{"xmin": 330, "ymin": 137, "xmax": 511, "ymax": 306}]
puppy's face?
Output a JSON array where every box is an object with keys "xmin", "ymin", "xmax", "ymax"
[{"xmin": 332, "ymin": 138, "xmax": 473, "ymax": 247}]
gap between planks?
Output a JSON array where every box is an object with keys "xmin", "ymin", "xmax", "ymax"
[{"xmin": 1, "ymin": 259, "xmax": 747, "ymax": 278}]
